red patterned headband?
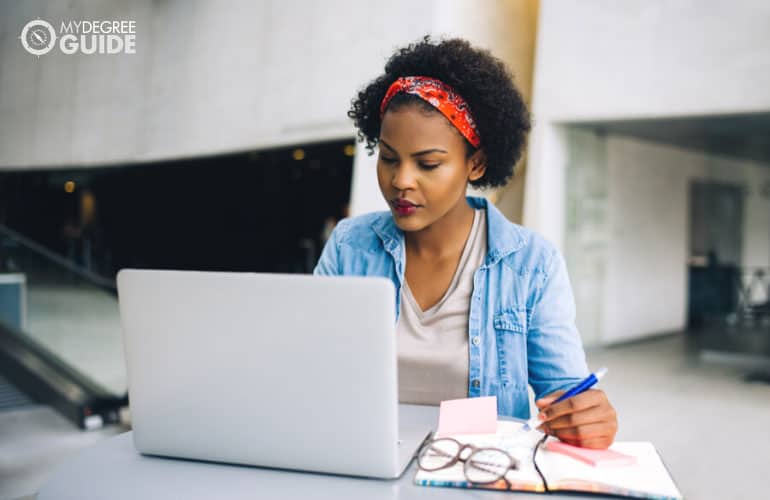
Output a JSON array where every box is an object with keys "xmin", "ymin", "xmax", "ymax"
[{"xmin": 379, "ymin": 76, "xmax": 481, "ymax": 148}]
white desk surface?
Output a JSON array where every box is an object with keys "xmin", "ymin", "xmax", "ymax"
[{"xmin": 38, "ymin": 405, "xmax": 615, "ymax": 500}]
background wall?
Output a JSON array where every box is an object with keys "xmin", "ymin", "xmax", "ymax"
[
  {"xmin": 0, "ymin": 0, "xmax": 436, "ymax": 169},
  {"xmin": 602, "ymin": 135, "xmax": 770, "ymax": 343},
  {"xmin": 530, "ymin": 0, "xmax": 770, "ymax": 121},
  {"xmin": 525, "ymin": 0, "xmax": 770, "ymax": 244},
  {"xmin": 567, "ymin": 128, "xmax": 770, "ymax": 345},
  {"xmin": 563, "ymin": 127, "xmax": 608, "ymax": 346},
  {"xmin": 2, "ymin": 0, "xmax": 539, "ymax": 225},
  {"xmin": 527, "ymin": 0, "xmax": 770, "ymax": 345}
]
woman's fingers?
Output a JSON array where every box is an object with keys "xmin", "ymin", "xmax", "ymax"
[
  {"xmin": 534, "ymin": 390, "xmax": 564, "ymax": 409},
  {"xmin": 535, "ymin": 389, "xmax": 618, "ymax": 449},
  {"xmin": 543, "ymin": 403, "xmax": 614, "ymax": 431},
  {"xmin": 545, "ymin": 421, "xmax": 612, "ymax": 440},
  {"xmin": 538, "ymin": 390, "xmax": 605, "ymax": 421}
]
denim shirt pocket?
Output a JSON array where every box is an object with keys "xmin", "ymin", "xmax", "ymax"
[
  {"xmin": 493, "ymin": 309, "xmax": 528, "ymax": 335},
  {"xmin": 491, "ymin": 309, "xmax": 529, "ymax": 407}
]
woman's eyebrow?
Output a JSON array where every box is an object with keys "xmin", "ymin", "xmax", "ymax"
[{"xmin": 379, "ymin": 139, "xmax": 448, "ymax": 157}]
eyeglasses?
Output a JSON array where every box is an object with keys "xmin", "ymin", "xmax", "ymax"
[
  {"xmin": 416, "ymin": 437, "xmax": 521, "ymax": 486},
  {"xmin": 418, "ymin": 433, "xmax": 552, "ymax": 490}
]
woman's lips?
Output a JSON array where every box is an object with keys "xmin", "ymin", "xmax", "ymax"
[
  {"xmin": 394, "ymin": 205, "xmax": 417, "ymax": 216},
  {"xmin": 391, "ymin": 198, "xmax": 420, "ymax": 216}
]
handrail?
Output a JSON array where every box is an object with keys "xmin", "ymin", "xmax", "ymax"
[
  {"xmin": 0, "ymin": 223, "xmax": 116, "ymax": 292},
  {"xmin": 0, "ymin": 319, "xmax": 127, "ymax": 429}
]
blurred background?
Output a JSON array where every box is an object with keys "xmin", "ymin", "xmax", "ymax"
[{"xmin": 0, "ymin": 1, "xmax": 769, "ymax": 499}]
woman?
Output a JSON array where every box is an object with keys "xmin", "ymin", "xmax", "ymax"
[{"xmin": 314, "ymin": 36, "xmax": 617, "ymax": 449}]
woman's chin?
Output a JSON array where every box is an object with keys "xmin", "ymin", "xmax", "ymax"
[{"xmin": 391, "ymin": 213, "xmax": 426, "ymax": 232}]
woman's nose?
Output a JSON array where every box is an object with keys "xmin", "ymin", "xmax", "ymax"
[{"xmin": 391, "ymin": 164, "xmax": 417, "ymax": 190}]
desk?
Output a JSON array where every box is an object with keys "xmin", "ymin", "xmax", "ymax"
[{"xmin": 38, "ymin": 405, "xmax": 598, "ymax": 499}]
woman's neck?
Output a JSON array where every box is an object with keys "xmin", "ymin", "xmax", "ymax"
[{"xmin": 404, "ymin": 198, "xmax": 475, "ymax": 261}]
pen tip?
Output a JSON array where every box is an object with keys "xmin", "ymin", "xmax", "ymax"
[{"xmin": 595, "ymin": 367, "xmax": 608, "ymax": 379}]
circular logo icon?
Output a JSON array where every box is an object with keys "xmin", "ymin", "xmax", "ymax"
[{"xmin": 20, "ymin": 19, "xmax": 57, "ymax": 56}]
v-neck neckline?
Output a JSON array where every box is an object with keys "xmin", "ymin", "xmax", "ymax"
[{"xmin": 403, "ymin": 208, "xmax": 481, "ymax": 318}]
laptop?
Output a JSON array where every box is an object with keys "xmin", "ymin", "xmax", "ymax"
[{"xmin": 116, "ymin": 269, "xmax": 432, "ymax": 479}]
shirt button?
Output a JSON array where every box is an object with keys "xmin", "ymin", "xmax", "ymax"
[
  {"xmin": 472, "ymin": 336, "xmax": 480, "ymax": 346},
  {"xmin": 472, "ymin": 379, "xmax": 480, "ymax": 388}
]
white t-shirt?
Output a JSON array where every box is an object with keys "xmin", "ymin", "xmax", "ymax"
[{"xmin": 397, "ymin": 208, "xmax": 487, "ymax": 404}]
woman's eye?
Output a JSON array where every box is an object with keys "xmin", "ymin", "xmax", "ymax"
[{"xmin": 379, "ymin": 156, "xmax": 439, "ymax": 169}]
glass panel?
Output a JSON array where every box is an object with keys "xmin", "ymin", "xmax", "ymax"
[{"xmin": 0, "ymin": 226, "xmax": 126, "ymax": 396}]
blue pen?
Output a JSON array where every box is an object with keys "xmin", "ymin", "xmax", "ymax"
[{"xmin": 520, "ymin": 367, "xmax": 608, "ymax": 433}]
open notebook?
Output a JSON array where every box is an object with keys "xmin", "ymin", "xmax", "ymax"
[{"xmin": 415, "ymin": 420, "xmax": 683, "ymax": 499}]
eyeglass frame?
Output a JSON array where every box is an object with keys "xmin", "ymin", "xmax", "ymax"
[
  {"xmin": 416, "ymin": 436, "xmax": 521, "ymax": 487},
  {"xmin": 416, "ymin": 433, "xmax": 552, "ymax": 491}
]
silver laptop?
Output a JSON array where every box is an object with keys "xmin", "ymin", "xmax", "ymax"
[{"xmin": 116, "ymin": 269, "xmax": 432, "ymax": 479}]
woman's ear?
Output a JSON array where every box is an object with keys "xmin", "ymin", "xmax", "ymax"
[{"xmin": 467, "ymin": 149, "xmax": 487, "ymax": 182}]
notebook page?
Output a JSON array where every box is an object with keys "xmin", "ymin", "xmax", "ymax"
[{"xmin": 541, "ymin": 441, "xmax": 682, "ymax": 499}]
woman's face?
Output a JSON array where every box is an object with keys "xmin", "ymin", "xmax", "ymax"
[{"xmin": 377, "ymin": 105, "xmax": 485, "ymax": 233}]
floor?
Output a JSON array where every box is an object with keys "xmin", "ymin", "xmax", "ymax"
[
  {"xmin": 589, "ymin": 335, "xmax": 770, "ymax": 500},
  {"xmin": 1, "ymin": 333, "xmax": 769, "ymax": 500},
  {"xmin": 0, "ymin": 405, "xmax": 126, "ymax": 500}
]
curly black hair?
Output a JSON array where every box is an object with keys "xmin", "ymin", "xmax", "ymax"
[{"xmin": 348, "ymin": 35, "xmax": 531, "ymax": 189}]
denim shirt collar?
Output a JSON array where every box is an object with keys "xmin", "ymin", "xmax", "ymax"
[{"xmin": 371, "ymin": 195, "xmax": 527, "ymax": 273}]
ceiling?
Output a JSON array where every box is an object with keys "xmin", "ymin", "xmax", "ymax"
[{"xmin": 574, "ymin": 112, "xmax": 770, "ymax": 165}]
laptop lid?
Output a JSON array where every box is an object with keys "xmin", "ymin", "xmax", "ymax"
[{"xmin": 117, "ymin": 269, "xmax": 403, "ymax": 478}]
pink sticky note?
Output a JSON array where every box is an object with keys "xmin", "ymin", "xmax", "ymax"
[
  {"xmin": 435, "ymin": 396, "xmax": 497, "ymax": 437},
  {"xmin": 546, "ymin": 440, "xmax": 637, "ymax": 467}
]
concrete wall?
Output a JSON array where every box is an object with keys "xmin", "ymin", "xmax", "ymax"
[
  {"xmin": 565, "ymin": 132, "xmax": 770, "ymax": 345},
  {"xmin": 2, "ymin": 0, "xmax": 539, "ymax": 227},
  {"xmin": 531, "ymin": 0, "xmax": 770, "ymax": 121},
  {"xmin": 0, "ymin": 0, "xmax": 437, "ymax": 169},
  {"xmin": 525, "ymin": 0, "xmax": 770, "ymax": 244},
  {"xmin": 526, "ymin": 0, "xmax": 770, "ymax": 344},
  {"xmin": 567, "ymin": 129, "xmax": 770, "ymax": 345},
  {"xmin": 602, "ymin": 136, "xmax": 770, "ymax": 344}
]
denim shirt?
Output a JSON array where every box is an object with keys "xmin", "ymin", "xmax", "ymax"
[{"xmin": 313, "ymin": 196, "xmax": 589, "ymax": 419}]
